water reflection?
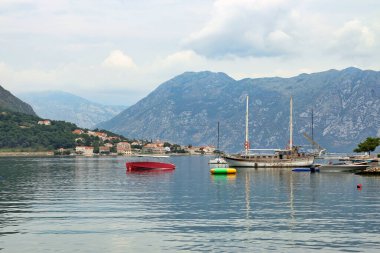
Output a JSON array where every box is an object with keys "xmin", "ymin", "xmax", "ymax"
[
  {"xmin": 210, "ymin": 174, "xmax": 237, "ymax": 183},
  {"xmin": 0, "ymin": 157, "xmax": 41, "ymax": 236},
  {"xmin": 0, "ymin": 156, "xmax": 379, "ymax": 252}
]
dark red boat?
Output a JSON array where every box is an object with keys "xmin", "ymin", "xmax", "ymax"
[{"xmin": 126, "ymin": 161, "xmax": 175, "ymax": 172}]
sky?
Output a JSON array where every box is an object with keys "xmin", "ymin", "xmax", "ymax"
[{"xmin": 1, "ymin": 0, "xmax": 380, "ymax": 105}]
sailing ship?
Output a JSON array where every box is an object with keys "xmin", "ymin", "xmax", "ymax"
[{"xmin": 223, "ymin": 96, "xmax": 314, "ymax": 168}]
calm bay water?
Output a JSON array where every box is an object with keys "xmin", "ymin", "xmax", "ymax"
[{"xmin": 1, "ymin": 156, "xmax": 380, "ymax": 252}]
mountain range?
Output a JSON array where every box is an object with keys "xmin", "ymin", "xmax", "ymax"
[
  {"xmin": 17, "ymin": 91, "xmax": 127, "ymax": 129},
  {"xmin": 0, "ymin": 85, "xmax": 36, "ymax": 116},
  {"xmin": 98, "ymin": 67, "xmax": 380, "ymax": 152}
]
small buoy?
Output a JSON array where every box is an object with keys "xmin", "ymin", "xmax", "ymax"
[
  {"xmin": 210, "ymin": 168, "xmax": 236, "ymax": 174},
  {"xmin": 357, "ymin": 184, "xmax": 362, "ymax": 189}
]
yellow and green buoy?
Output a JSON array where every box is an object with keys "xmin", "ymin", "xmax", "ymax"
[{"xmin": 210, "ymin": 168, "xmax": 237, "ymax": 174}]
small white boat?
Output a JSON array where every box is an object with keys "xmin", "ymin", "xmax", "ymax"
[
  {"xmin": 208, "ymin": 121, "xmax": 228, "ymax": 166},
  {"xmin": 318, "ymin": 162, "xmax": 370, "ymax": 172},
  {"xmin": 208, "ymin": 157, "xmax": 227, "ymax": 165}
]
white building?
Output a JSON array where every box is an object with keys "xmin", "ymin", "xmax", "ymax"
[{"xmin": 75, "ymin": 146, "xmax": 94, "ymax": 156}]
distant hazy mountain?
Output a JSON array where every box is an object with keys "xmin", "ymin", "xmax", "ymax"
[
  {"xmin": 18, "ymin": 91, "xmax": 127, "ymax": 129},
  {"xmin": 0, "ymin": 85, "xmax": 36, "ymax": 116},
  {"xmin": 98, "ymin": 67, "xmax": 380, "ymax": 152}
]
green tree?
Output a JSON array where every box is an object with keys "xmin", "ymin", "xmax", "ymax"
[
  {"xmin": 353, "ymin": 137, "xmax": 380, "ymax": 155},
  {"xmin": 110, "ymin": 146, "xmax": 117, "ymax": 153},
  {"xmin": 93, "ymin": 141, "xmax": 100, "ymax": 154}
]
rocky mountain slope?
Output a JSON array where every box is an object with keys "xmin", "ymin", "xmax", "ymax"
[
  {"xmin": 18, "ymin": 91, "xmax": 127, "ymax": 129},
  {"xmin": 98, "ymin": 67, "xmax": 380, "ymax": 152},
  {"xmin": 0, "ymin": 85, "xmax": 36, "ymax": 116}
]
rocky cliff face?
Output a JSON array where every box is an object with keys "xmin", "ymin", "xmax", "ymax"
[
  {"xmin": 0, "ymin": 85, "xmax": 36, "ymax": 116},
  {"xmin": 18, "ymin": 91, "xmax": 126, "ymax": 129},
  {"xmin": 98, "ymin": 68, "xmax": 380, "ymax": 152}
]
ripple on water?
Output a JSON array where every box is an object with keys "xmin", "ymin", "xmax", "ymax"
[{"xmin": 1, "ymin": 156, "xmax": 380, "ymax": 252}]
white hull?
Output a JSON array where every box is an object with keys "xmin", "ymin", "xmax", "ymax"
[
  {"xmin": 223, "ymin": 155, "xmax": 314, "ymax": 168},
  {"xmin": 226, "ymin": 96, "xmax": 314, "ymax": 169},
  {"xmin": 318, "ymin": 164, "xmax": 369, "ymax": 172}
]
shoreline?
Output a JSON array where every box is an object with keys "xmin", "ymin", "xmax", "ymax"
[
  {"xmin": 0, "ymin": 151, "xmax": 214, "ymax": 157},
  {"xmin": 0, "ymin": 151, "xmax": 54, "ymax": 157}
]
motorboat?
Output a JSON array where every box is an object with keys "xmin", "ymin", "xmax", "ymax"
[
  {"xmin": 317, "ymin": 162, "xmax": 370, "ymax": 172},
  {"xmin": 208, "ymin": 157, "xmax": 227, "ymax": 165}
]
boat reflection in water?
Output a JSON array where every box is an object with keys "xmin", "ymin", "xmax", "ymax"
[
  {"xmin": 237, "ymin": 166, "xmax": 317, "ymax": 232},
  {"xmin": 1, "ymin": 156, "xmax": 379, "ymax": 252}
]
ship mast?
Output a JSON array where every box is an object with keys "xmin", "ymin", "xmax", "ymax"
[
  {"xmin": 245, "ymin": 95, "xmax": 249, "ymax": 155},
  {"xmin": 289, "ymin": 96, "xmax": 293, "ymax": 150},
  {"xmin": 217, "ymin": 121, "xmax": 220, "ymax": 157},
  {"xmin": 311, "ymin": 108, "xmax": 314, "ymax": 151}
]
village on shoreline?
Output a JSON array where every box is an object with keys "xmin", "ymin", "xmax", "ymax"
[
  {"xmin": 0, "ymin": 127, "xmax": 218, "ymax": 157},
  {"xmin": 1, "ymin": 120, "xmax": 379, "ymax": 160}
]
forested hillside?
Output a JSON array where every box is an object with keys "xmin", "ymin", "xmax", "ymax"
[{"xmin": 0, "ymin": 110, "xmax": 77, "ymax": 150}]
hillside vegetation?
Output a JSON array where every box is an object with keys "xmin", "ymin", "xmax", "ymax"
[{"xmin": 0, "ymin": 110, "xmax": 77, "ymax": 151}]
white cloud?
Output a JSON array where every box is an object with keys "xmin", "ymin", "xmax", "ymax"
[
  {"xmin": 330, "ymin": 20, "xmax": 377, "ymax": 57},
  {"xmin": 102, "ymin": 50, "xmax": 137, "ymax": 70},
  {"xmin": 160, "ymin": 50, "xmax": 203, "ymax": 68},
  {"xmin": 183, "ymin": 0, "xmax": 380, "ymax": 61},
  {"xmin": 183, "ymin": 0, "xmax": 297, "ymax": 58},
  {"xmin": 1, "ymin": 0, "xmax": 380, "ymax": 106}
]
